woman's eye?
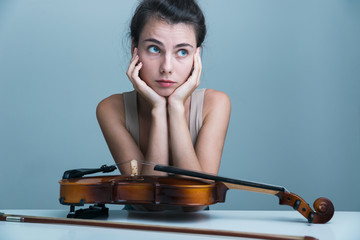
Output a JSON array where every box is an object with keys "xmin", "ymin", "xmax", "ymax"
[
  {"xmin": 177, "ymin": 49, "xmax": 188, "ymax": 57},
  {"xmin": 148, "ymin": 46, "xmax": 160, "ymax": 54}
]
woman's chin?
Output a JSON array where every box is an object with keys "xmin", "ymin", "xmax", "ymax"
[{"xmin": 155, "ymin": 88, "xmax": 176, "ymax": 97}]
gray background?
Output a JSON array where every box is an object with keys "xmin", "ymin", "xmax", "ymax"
[{"xmin": 1, "ymin": 0, "xmax": 359, "ymax": 211}]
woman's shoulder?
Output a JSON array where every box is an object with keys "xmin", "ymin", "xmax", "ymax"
[
  {"xmin": 202, "ymin": 89, "xmax": 231, "ymax": 118},
  {"xmin": 96, "ymin": 93, "xmax": 126, "ymax": 124},
  {"xmin": 97, "ymin": 93, "xmax": 124, "ymax": 111},
  {"xmin": 203, "ymin": 89, "xmax": 231, "ymax": 107}
]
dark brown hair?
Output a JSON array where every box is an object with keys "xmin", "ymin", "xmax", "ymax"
[{"xmin": 130, "ymin": 0, "xmax": 206, "ymax": 47}]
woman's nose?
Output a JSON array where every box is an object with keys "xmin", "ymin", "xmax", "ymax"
[{"xmin": 159, "ymin": 54, "xmax": 173, "ymax": 74}]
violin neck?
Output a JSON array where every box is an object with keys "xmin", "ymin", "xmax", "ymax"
[
  {"xmin": 221, "ymin": 182, "xmax": 282, "ymax": 195},
  {"xmin": 154, "ymin": 165, "xmax": 286, "ymax": 195}
]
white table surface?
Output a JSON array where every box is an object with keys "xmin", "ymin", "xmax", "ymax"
[{"xmin": 1, "ymin": 209, "xmax": 359, "ymax": 240}]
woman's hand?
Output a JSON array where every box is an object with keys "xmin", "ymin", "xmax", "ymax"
[
  {"xmin": 126, "ymin": 48, "xmax": 166, "ymax": 108},
  {"xmin": 168, "ymin": 47, "xmax": 202, "ymax": 107}
]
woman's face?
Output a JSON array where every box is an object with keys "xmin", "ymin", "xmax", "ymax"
[{"xmin": 136, "ymin": 18, "xmax": 197, "ymax": 97}]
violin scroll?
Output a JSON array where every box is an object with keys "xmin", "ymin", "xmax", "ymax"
[
  {"xmin": 312, "ymin": 197, "xmax": 335, "ymax": 223},
  {"xmin": 277, "ymin": 192, "xmax": 334, "ymax": 223}
]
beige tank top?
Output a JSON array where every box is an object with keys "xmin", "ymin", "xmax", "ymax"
[{"xmin": 123, "ymin": 89, "xmax": 206, "ymax": 147}]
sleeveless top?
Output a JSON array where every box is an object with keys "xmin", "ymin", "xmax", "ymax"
[{"xmin": 123, "ymin": 89, "xmax": 206, "ymax": 147}]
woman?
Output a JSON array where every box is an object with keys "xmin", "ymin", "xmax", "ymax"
[{"xmin": 97, "ymin": 0, "xmax": 231, "ymax": 177}]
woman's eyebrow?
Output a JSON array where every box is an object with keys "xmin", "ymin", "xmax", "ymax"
[
  {"xmin": 144, "ymin": 38, "xmax": 193, "ymax": 49},
  {"xmin": 175, "ymin": 43, "xmax": 194, "ymax": 49},
  {"xmin": 144, "ymin": 38, "xmax": 163, "ymax": 46}
]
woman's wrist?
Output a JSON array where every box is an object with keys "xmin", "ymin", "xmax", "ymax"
[
  {"xmin": 168, "ymin": 102, "xmax": 185, "ymax": 117},
  {"xmin": 151, "ymin": 102, "xmax": 167, "ymax": 117}
]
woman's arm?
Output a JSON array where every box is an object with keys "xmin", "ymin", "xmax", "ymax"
[
  {"xmin": 139, "ymin": 102, "xmax": 169, "ymax": 175},
  {"xmin": 168, "ymin": 89, "xmax": 231, "ymax": 174},
  {"xmin": 96, "ymin": 95, "xmax": 169, "ymax": 175},
  {"xmin": 96, "ymin": 95, "xmax": 145, "ymax": 175}
]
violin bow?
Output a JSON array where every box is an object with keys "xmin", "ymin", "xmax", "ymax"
[
  {"xmin": 154, "ymin": 165, "xmax": 334, "ymax": 224},
  {"xmin": 0, "ymin": 212, "xmax": 317, "ymax": 240}
]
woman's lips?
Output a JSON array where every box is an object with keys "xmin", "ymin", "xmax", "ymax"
[{"xmin": 156, "ymin": 80, "xmax": 175, "ymax": 87}]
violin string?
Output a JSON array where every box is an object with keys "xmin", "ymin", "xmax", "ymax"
[{"xmin": 115, "ymin": 159, "xmax": 157, "ymax": 167}]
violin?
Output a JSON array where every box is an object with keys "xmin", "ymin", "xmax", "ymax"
[{"xmin": 58, "ymin": 163, "xmax": 334, "ymax": 224}]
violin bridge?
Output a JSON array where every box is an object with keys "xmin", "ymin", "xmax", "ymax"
[{"xmin": 130, "ymin": 159, "xmax": 138, "ymax": 176}]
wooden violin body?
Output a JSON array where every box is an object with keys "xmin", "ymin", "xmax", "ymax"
[
  {"xmin": 59, "ymin": 175, "xmax": 227, "ymax": 207},
  {"xmin": 59, "ymin": 164, "xmax": 335, "ymax": 223}
]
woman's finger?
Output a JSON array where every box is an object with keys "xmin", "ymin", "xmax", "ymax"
[
  {"xmin": 127, "ymin": 48, "xmax": 139, "ymax": 73},
  {"xmin": 193, "ymin": 47, "xmax": 202, "ymax": 85},
  {"xmin": 131, "ymin": 61, "xmax": 143, "ymax": 86},
  {"xmin": 186, "ymin": 47, "xmax": 201, "ymax": 88}
]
